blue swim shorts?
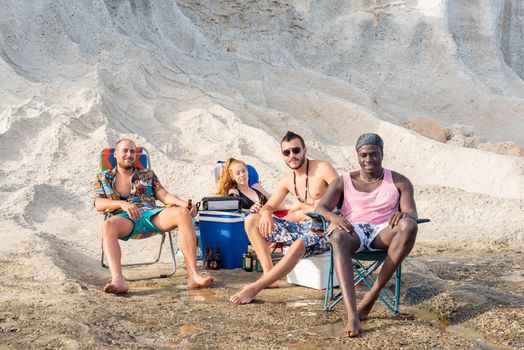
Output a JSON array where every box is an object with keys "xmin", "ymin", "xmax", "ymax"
[
  {"xmin": 267, "ymin": 217, "xmax": 329, "ymax": 258},
  {"xmin": 116, "ymin": 208, "xmax": 164, "ymax": 240}
]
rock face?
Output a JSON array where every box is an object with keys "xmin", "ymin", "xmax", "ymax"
[{"xmin": 0, "ymin": 1, "xmax": 523, "ymax": 246}]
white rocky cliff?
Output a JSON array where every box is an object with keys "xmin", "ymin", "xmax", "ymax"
[{"xmin": 0, "ymin": 0, "xmax": 523, "ymax": 249}]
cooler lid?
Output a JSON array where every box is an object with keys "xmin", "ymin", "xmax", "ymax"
[{"xmin": 198, "ymin": 210, "xmax": 245, "ymax": 223}]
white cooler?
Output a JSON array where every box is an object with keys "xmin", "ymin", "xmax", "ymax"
[{"xmin": 286, "ymin": 252, "xmax": 339, "ymax": 290}]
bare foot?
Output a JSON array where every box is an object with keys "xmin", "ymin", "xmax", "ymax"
[
  {"xmin": 103, "ymin": 277, "xmax": 128, "ymax": 294},
  {"xmin": 187, "ymin": 273, "xmax": 214, "ymax": 289},
  {"xmin": 357, "ymin": 291, "xmax": 378, "ymax": 320},
  {"xmin": 340, "ymin": 316, "xmax": 362, "ymax": 337},
  {"xmin": 340, "ymin": 327, "xmax": 362, "ymax": 338},
  {"xmin": 230, "ymin": 284, "xmax": 259, "ymax": 304}
]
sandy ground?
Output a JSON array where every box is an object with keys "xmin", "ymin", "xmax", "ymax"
[{"xmin": 1, "ymin": 236, "xmax": 523, "ymax": 349}]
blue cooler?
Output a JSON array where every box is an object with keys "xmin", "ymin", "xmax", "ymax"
[{"xmin": 198, "ymin": 211, "xmax": 248, "ymax": 269}]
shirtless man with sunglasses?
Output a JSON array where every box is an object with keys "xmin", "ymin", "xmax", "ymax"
[{"xmin": 231, "ymin": 131, "xmax": 338, "ymax": 304}]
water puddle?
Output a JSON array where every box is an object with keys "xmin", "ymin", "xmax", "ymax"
[
  {"xmin": 305, "ymin": 322, "xmax": 371, "ymax": 338},
  {"xmin": 301, "ymin": 310, "xmax": 500, "ymax": 349},
  {"xmin": 304, "ymin": 323, "xmax": 340, "ymax": 337},
  {"xmin": 286, "ymin": 300, "xmax": 317, "ymax": 308},
  {"xmin": 179, "ymin": 324, "xmax": 206, "ymax": 335},
  {"xmin": 299, "ymin": 311, "xmax": 317, "ymax": 317},
  {"xmin": 130, "ymin": 280, "xmax": 160, "ymax": 290},
  {"xmin": 409, "ymin": 308, "xmax": 501, "ymax": 349},
  {"xmin": 174, "ymin": 282, "xmax": 219, "ymax": 301},
  {"xmin": 249, "ymin": 331, "xmax": 266, "ymax": 337},
  {"xmin": 186, "ymin": 289, "xmax": 219, "ymax": 302}
]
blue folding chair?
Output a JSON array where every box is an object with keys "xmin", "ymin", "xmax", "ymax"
[{"xmin": 306, "ymin": 212, "xmax": 430, "ymax": 314}]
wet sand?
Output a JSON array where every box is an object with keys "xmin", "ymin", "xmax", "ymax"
[{"xmin": 1, "ymin": 242, "xmax": 522, "ymax": 349}]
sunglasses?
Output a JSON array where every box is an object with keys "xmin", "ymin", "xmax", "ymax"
[{"xmin": 282, "ymin": 146, "xmax": 302, "ymax": 157}]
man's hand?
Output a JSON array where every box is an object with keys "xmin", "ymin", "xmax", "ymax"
[
  {"xmin": 329, "ymin": 215, "xmax": 355, "ymax": 235},
  {"xmin": 120, "ymin": 201, "xmax": 141, "ymax": 220},
  {"xmin": 189, "ymin": 205, "xmax": 197, "ymax": 218},
  {"xmin": 388, "ymin": 211, "xmax": 412, "ymax": 228},
  {"xmin": 258, "ymin": 211, "xmax": 275, "ymax": 238}
]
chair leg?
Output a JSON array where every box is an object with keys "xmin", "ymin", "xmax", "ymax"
[
  {"xmin": 194, "ymin": 224, "xmax": 205, "ymax": 265},
  {"xmin": 324, "ymin": 248, "xmax": 334, "ymax": 310},
  {"xmin": 324, "ymin": 247, "xmax": 344, "ymax": 311},
  {"xmin": 122, "ymin": 234, "xmax": 166, "ymax": 268},
  {"xmin": 100, "ymin": 232, "xmax": 180, "ymax": 282},
  {"xmin": 355, "ymin": 258, "xmax": 400, "ymax": 314},
  {"xmin": 101, "ymin": 237, "xmax": 107, "ymax": 268},
  {"xmin": 394, "ymin": 264, "xmax": 402, "ymax": 314},
  {"xmin": 165, "ymin": 230, "xmax": 177, "ymax": 278},
  {"xmin": 324, "ymin": 256, "xmax": 403, "ymax": 315}
]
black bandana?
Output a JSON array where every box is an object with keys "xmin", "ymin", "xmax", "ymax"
[{"xmin": 355, "ymin": 133, "xmax": 384, "ymax": 150}]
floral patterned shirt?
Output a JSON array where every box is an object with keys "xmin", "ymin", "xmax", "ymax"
[{"xmin": 94, "ymin": 167, "xmax": 165, "ymax": 213}]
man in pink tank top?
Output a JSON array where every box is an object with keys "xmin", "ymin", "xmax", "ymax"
[{"xmin": 315, "ymin": 133, "xmax": 419, "ymax": 337}]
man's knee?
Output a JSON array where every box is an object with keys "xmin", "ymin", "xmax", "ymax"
[
  {"xmin": 293, "ymin": 239, "xmax": 306, "ymax": 251},
  {"xmin": 168, "ymin": 206, "xmax": 191, "ymax": 222},
  {"xmin": 103, "ymin": 218, "xmax": 121, "ymax": 238},
  {"xmin": 288, "ymin": 240, "xmax": 306, "ymax": 258},
  {"xmin": 245, "ymin": 213, "xmax": 260, "ymax": 230},
  {"xmin": 397, "ymin": 219, "xmax": 418, "ymax": 242},
  {"xmin": 330, "ymin": 230, "xmax": 358, "ymax": 250}
]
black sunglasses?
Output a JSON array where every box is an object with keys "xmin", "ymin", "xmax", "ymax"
[{"xmin": 282, "ymin": 146, "xmax": 302, "ymax": 157}]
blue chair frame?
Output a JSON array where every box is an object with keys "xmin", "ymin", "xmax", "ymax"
[{"xmin": 306, "ymin": 212, "xmax": 429, "ymax": 314}]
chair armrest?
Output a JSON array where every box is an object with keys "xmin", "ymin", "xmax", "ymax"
[
  {"xmin": 305, "ymin": 212, "xmax": 430, "ymax": 229},
  {"xmin": 305, "ymin": 212, "xmax": 329, "ymax": 231}
]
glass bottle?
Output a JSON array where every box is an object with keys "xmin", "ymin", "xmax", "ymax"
[
  {"xmin": 214, "ymin": 247, "xmax": 221, "ymax": 270},
  {"xmin": 205, "ymin": 247, "xmax": 212, "ymax": 270},
  {"xmin": 244, "ymin": 245, "xmax": 253, "ymax": 272}
]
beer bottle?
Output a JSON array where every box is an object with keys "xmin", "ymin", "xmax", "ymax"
[
  {"xmin": 214, "ymin": 247, "xmax": 221, "ymax": 270},
  {"xmin": 252, "ymin": 248, "xmax": 260, "ymax": 272},
  {"xmin": 205, "ymin": 247, "xmax": 212, "ymax": 270},
  {"xmin": 187, "ymin": 198, "xmax": 192, "ymax": 209},
  {"xmin": 244, "ymin": 245, "xmax": 253, "ymax": 272},
  {"xmin": 209, "ymin": 247, "xmax": 218, "ymax": 270},
  {"xmin": 209, "ymin": 259, "xmax": 218, "ymax": 270}
]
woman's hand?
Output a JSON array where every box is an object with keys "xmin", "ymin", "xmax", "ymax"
[{"xmin": 249, "ymin": 202, "xmax": 262, "ymax": 213}]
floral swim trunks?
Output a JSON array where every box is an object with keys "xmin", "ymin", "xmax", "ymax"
[
  {"xmin": 352, "ymin": 222, "xmax": 389, "ymax": 252},
  {"xmin": 267, "ymin": 217, "xmax": 330, "ymax": 258}
]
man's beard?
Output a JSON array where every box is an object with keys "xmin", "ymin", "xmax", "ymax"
[
  {"xmin": 118, "ymin": 160, "xmax": 134, "ymax": 170},
  {"xmin": 286, "ymin": 155, "xmax": 305, "ymax": 170}
]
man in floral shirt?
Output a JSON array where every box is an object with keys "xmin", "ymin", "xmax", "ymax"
[{"xmin": 94, "ymin": 138, "xmax": 213, "ymax": 294}]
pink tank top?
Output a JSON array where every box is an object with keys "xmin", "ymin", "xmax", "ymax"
[{"xmin": 339, "ymin": 169, "xmax": 399, "ymax": 224}]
